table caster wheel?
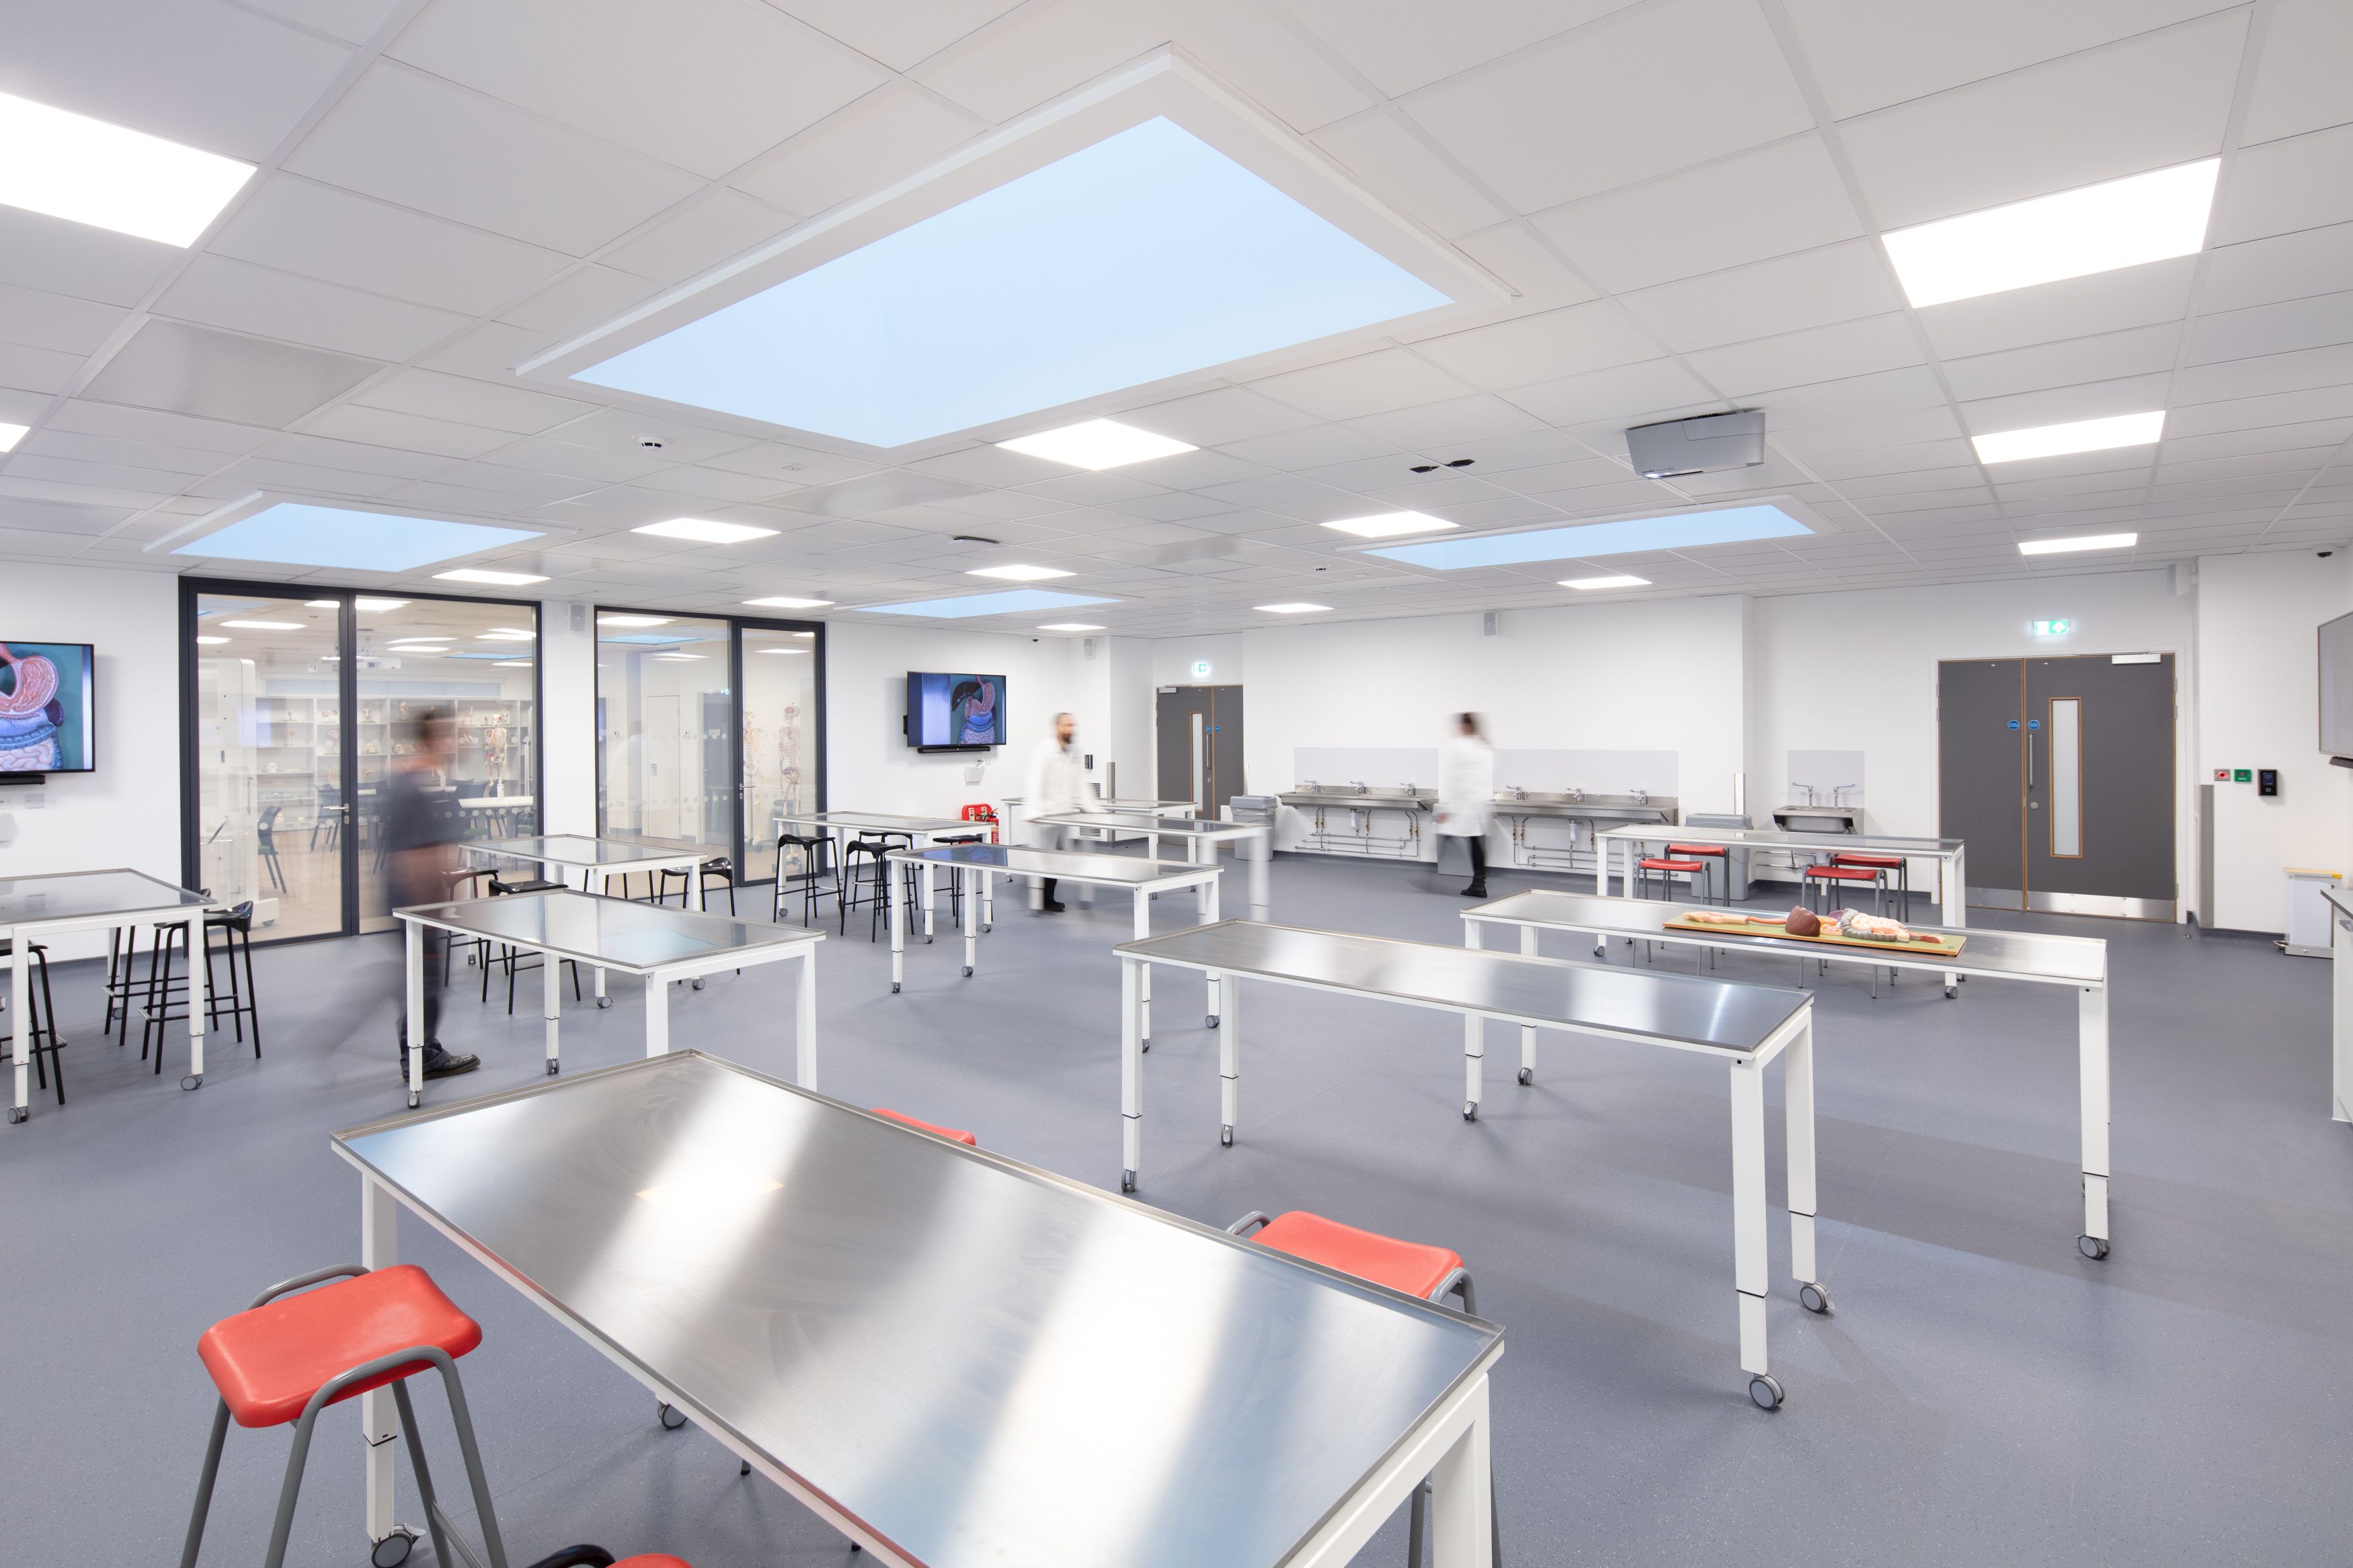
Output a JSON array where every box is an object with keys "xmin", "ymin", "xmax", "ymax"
[
  {"xmin": 406, "ymin": 1091, "xmax": 420, "ymax": 1110},
  {"xmin": 596, "ymin": 995, "xmax": 613, "ymax": 1009},
  {"xmin": 371, "ymin": 1527, "xmax": 418, "ymax": 1567},
  {"xmin": 658, "ymin": 1401, "xmax": 688, "ymax": 1430},
  {"xmin": 2078, "ymin": 1234, "xmax": 2109, "ymax": 1260},
  {"xmin": 1944, "ymin": 985, "xmax": 1957, "ymax": 999},
  {"xmin": 890, "ymin": 982, "xmax": 901, "ymax": 994},
  {"xmin": 982, "ymin": 923, "xmax": 992, "ymax": 933},
  {"xmin": 1517, "ymin": 1067, "xmax": 1533, "ymax": 1086},
  {"xmin": 924, "ymin": 934, "xmax": 932, "ymax": 944},
  {"xmin": 692, "ymin": 977, "xmax": 705, "ymax": 991},
  {"xmin": 1205, "ymin": 1014, "xmax": 1218, "ymax": 1028},
  {"xmin": 961, "ymin": 964, "xmax": 973, "ymax": 977},
  {"xmin": 1220, "ymin": 1124, "xmax": 1233, "ymax": 1147},
  {"xmin": 182, "ymin": 1074, "xmax": 202, "ymax": 1091},
  {"xmin": 547, "ymin": 1061, "xmax": 560, "ymax": 1075},
  {"xmin": 1463, "ymin": 1102, "xmax": 1478, "ymax": 1122},
  {"xmin": 5, "ymin": 1106, "xmax": 24, "ymax": 1124},
  {"xmin": 1800, "ymin": 1281, "xmax": 1832, "ymax": 1315},
  {"xmin": 740, "ymin": 1458, "xmax": 752, "ymax": 1477},
  {"xmin": 1121, "ymin": 1170, "xmax": 1136, "ymax": 1194},
  {"xmin": 1593, "ymin": 944, "xmax": 1605, "ymax": 958},
  {"xmin": 1749, "ymin": 1373, "xmax": 1784, "ymax": 1411}
]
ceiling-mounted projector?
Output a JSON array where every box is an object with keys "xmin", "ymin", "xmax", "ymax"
[{"xmin": 1626, "ymin": 410, "xmax": 1766, "ymax": 479}]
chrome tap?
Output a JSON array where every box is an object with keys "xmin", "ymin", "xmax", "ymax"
[
  {"xmin": 1632, "ymin": 788, "xmax": 1648, "ymax": 807},
  {"xmin": 1351, "ymin": 780, "xmax": 1368, "ymax": 795},
  {"xmin": 1508, "ymin": 784, "xmax": 1527, "ymax": 800},
  {"xmin": 1832, "ymin": 784, "xmax": 1859, "ymax": 807},
  {"xmin": 1566, "ymin": 786, "xmax": 1586, "ymax": 803},
  {"xmin": 1792, "ymin": 782, "xmax": 1817, "ymax": 806}
]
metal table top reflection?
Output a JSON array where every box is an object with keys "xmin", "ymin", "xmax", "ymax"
[
  {"xmin": 333, "ymin": 1052, "xmax": 1503, "ymax": 1567},
  {"xmin": 770, "ymin": 809, "xmax": 972, "ymax": 835},
  {"xmin": 3, "ymin": 869, "xmax": 218, "ymax": 1118},
  {"xmin": 1463, "ymin": 889, "xmax": 2115, "ymax": 1260},
  {"xmin": 1112, "ymin": 920, "xmax": 1821, "ymax": 1408},
  {"xmin": 469, "ymin": 834, "xmax": 709, "ymax": 872}
]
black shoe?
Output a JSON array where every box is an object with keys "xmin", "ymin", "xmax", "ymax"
[
  {"xmin": 422, "ymin": 1048, "xmax": 479, "ymax": 1079},
  {"xmin": 1042, "ymin": 900, "xmax": 1068, "ymax": 913},
  {"xmin": 1461, "ymin": 883, "xmax": 1488, "ymax": 899}
]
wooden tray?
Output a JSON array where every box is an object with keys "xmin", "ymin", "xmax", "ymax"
[{"xmin": 1661, "ymin": 913, "xmax": 1966, "ymax": 958}]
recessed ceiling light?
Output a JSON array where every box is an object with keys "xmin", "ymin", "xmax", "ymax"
[
  {"xmin": 743, "ymin": 596, "xmax": 833, "ymax": 609},
  {"xmin": 1257, "ymin": 602, "xmax": 1330, "ymax": 614},
  {"xmin": 755, "ymin": 647, "xmax": 809, "ymax": 655},
  {"xmin": 0, "ymin": 90, "xmax": 255, "ymax": 247},
  {"xmin": 967, "ymin": 564, "xmax": 1072, "ymax": 581},
  {"xmin": 491, "ymin": 659, "xmax": 534, "ymax": 667},
  {"xmin": 355, "ymin": 597, "xmax": 409, "ymax": 612},
  {"xmin": 1884, "ymin": 159, "xmax": 2219, "ymax": 308},
  {"xmin": 304, "ymin": 600, "xmax": 337, "ymax": 608},
  {"xmin": 860, "ymin": 589, "xmax": 1117, "ymax": 619},
  {"xmin": 1321, "ymin": 511, "xmax": 1458, "ymax": 539},
  {"xmin": 2018, "ymin": 532, "xmax": 2137, "ymax": 556},
  {"xmin": 217, "ymin": 619, "xmax": 303, "ymax": 630},
  {"xmin": 792, "ymin": 630, "xmax": 815, "ymax": 638},
  {"xmin": 1037, "ymin": 622, "xmax": 1105, "ymax": 631},
  {"xmin": 477, "ymin": 629, "xmax": 536, "ymax": 641},
  {"xmin": 996, "ymin": 419, "xmax": 1197, "ymax": 471},
  {"xmin": 632, "ymin": 517, "xmax": 779, "ymax": 544},
  {"xmin": 193, "ymin": 635, "xmax": 229, "ymax": 645},
  {"xmin": 597, "ymin": 614, "xmax": 672, "ymax": 627},
  {"xmin": 1972, "ymin": 411, "xmax": 2164, "ymax": 465},
  {"xmin": 0, "ymin": 421, "xmax": 27, "ymax": 452},
  {"xmin": 436, "ymin": 568, "xmax": 549, "ymax": 585},
  {"xmin": 1560, "ymin": 574, "xmax": 1650, "ymax": 590},
  {"xmin": 653, "ymin": 652, "xmax": 709, "ymax": 661},
  {"xmin": 175, "ymin": 503, "xmax": 541, "ymax": 572},
  {"xmin": 557, "ymin": 116, "xmax": 1458, "ymax": 448},
  {"xmin": 1367, "ymin": 503, "xmax": 1811, "ymax": 569}
]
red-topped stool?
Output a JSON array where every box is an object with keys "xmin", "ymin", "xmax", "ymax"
[
  {"xmin": 1801, "ymin": 862, "xmax": 1886, "ymax": 916},
  {"xmin": 1831, "ymin": 851, "xmax": 1907, "ymax": 917},
  {"xmin": 872, "ymin": 1106, "xmax": 978, "ymax": 1145},
  {"xmin": 1664, "ymin": 843, "xmax": 1731, "ymax": 905},
  {"xmin": 1229, "ymin": 1211, "xmax": 1501, "ymax": 1567},
  {"xmin": 1635, "ymin": 856, "xmax": 1708, "ymax": 904}
]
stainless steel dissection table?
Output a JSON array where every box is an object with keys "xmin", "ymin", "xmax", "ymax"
[
  {"xmin": 772, "ymin": 809, "xmax": 976, "ymax": 942},
  {"xmin": 393, "ymin": 890, "xmax": 821, "ymax": 1108},
  {"xmin": 2, "ymin": 869, "xmax": 218, "ymax": 1118},
  {"xmin": 2323, "ymin": 884, "xmax": 2353, "ymax": 1126},
  {"xmin": 1027, "ymin": 808, "xmax": 1271, "ymax": 919},
  {"xmin": 1115, "ymin": 919, "xmax": 1822, "ymax": 1408},
  {"xmin": 469, "ymin": 835, "xmax": 713, "ymax": 1004},
  {"xmin": 333, "ymin": 1052, "xmax": 1503, "ymax": 1566},
  {"xmin": 885, "ymin": 842, "xmax": 1222, "ymax": 1037},
  {"xmin": 1465, "ymin": 889, "xmax": 2115, "ymax": 1260}
]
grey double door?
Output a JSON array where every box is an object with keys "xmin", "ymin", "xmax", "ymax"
[
  {"xmin": 1156, "ymin": 685, "xmax": 1244, "ymax": 816},
  {"xmin": 1938, "ymin": 653, "xmax": 2176, "ymax": 917}
]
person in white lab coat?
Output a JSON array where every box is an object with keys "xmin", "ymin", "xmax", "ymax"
[
  {"xmin": 1023, "ymin": 710, "xmax": 1096, "ymax": 911},
  {"xmin": 1435, "ymin": 711, "xmax": 1494, "ymax": 898}
]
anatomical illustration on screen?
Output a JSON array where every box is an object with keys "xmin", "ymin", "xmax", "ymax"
[{"xmin": 0, "ymin": 641, "xmax": 95, "ymax": 773}]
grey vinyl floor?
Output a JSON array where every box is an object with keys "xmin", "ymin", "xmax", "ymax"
[{"xmin": 5, "ymin": 852, "xmax": 2348, "ymax": 1567}]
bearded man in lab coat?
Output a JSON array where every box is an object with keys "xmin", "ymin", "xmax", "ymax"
[
  {"xmin": 1436, "ymin": 711, "xmax": 1494, "ymax": 899},
  {"xmin": 1023, "ymin": 710, "xmax": 1097, "ymax": 912}
]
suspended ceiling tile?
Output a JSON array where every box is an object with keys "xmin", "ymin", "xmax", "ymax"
[
  {"xmin": 2182, "ymin": 291, "xmax": 2353, "ymax": 369},
  {"xmin": 732, "ymin": 86, "xmax": 983, "ymax": 220},
  {"xmin": 599, "ymin": 191, "xmax": 802, "ymax": 286},
  {"xmin": 81, "ymin": 319, "xmax": 379, "ymax": 427},
  {"xmin": 1504, "ymin": 358, "xmax": 1717, "ymax": 428},
  {"xmin": 212, "ymin": 177, "xmax": 571, "ymax": 317},
  {"xmin": 1310, "ymin": 112, "xmax": 1511, "ymax": 241},
  {"xmin": 2209, "ymin": 122, "xmax": 2353, "ymax": 247},
  {"xmin": 1412, "ymin": 301, "xmax": 1657, "ymax": 392},
  {"xmin": 1940, "ymin": 322, "xmax": 2183, "ymax": 404},
  {"xmin": 1915, "ymin": 257, "xmax": 2197, "ymax": 362},
  {"xmin": 352, "ymin": 368, "xmax": 600, "ymax": 437},
  {"xmin": 2235, "ymin": 0, "xmax": 2353, "ymax": 147},
  {"xmin": 1620, "ymin": 241, "xmax": 1903, "ymax": 355},
  {"xmin": 153, "ymin": 255, "xmax": 471, "ymax": 362}
]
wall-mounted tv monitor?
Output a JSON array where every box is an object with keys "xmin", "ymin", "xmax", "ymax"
[
  {"xmin": 0, "ymin": 641, "xmax": 96, "ymax": 774},
  {"xmin": 907, "ymin": 671, "xmax": 1005, "ymax": 751},
  {"xmin": 2320, "ymin": 611, "xmax": 2353, "ymax": 759}
]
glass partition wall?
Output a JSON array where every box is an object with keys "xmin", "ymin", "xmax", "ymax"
[
  {"xmin": 183, "ymin": 582, "xmax": 541, "ymax": 941},
  {"xmin": 595, "ymin": 610, "xmax": 824, "ymax": 892}
]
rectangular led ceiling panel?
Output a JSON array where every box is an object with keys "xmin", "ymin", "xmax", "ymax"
[
  {"xmin": 859, "ymin": 589, "xmax": 1118, "ymax": 618},
  {"xmin": 0, "ymin": 90, "xmax": 253, "ymax": 247},
  {"xmin": 1367, "ymin": 504, "xmax": 1812, "ymax": 569},
  {"xmin": 173, "ymin": 502, "xmax": 542, "ymax": 572},
  {"xmin": 1884, "ymin": 160, "xmax": 2218, "ymax": 308},
  {"xmin": 564, "ymin": 116, "xmax": 1453, "ymax": 448}
]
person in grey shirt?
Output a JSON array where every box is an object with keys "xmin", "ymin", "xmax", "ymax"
[{"xmin": 380, "ymin": 705, "xmax": 478, "ymax": 1079}]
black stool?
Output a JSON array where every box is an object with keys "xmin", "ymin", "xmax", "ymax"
[
  {"xmin": 481, "ymin": 873, "xmax": 582, "ymax": 1012},
  {"xmin": 839, "ymin": 835, "xmax": 912, "ymax": 942},
  {"xmin": 657, "ymin": 856, "xmax": 737, "ymax": 914},
  {"xmin": 0, "ymin": 937, "xmax": 64, "ymax": 1106},
  {"xmin": 136, "ymin": 903, "xmax": 264, "ymax": 1075},
  {"xmin": 774, "ymin": 833, "xmax": 836, "ymax": 927}
]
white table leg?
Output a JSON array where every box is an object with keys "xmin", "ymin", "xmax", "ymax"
[
  {"xmin": 796, "ymin": 946, "xmax": 817, "ymax": 1090},
  {"xmin": 404, "ymin": 920, "xmax": 425, "ymax": 1109},
  {"xmin": 567, "ymin": 862, "xmax": 609, "ymax": 1005},
  {"xmin": 1220, "ymin": 979, "xmax": 1239, "ymax": 1147},
  {"xmin": 360, "ymin": 1175, "xmax": 399, "ymax": 1545},
  {"xmin": 889, "ymin": 861, "xmax": 906, "ymax": 994},
  {"xmin": 1427, "ymin": 1373, "xmax": 1494, "ymax": 1568},
  {"xmin": 1944, "ymin": 848, "xmax": 1966, "ymax": 993},
  {"xmin": 2336, "ymin": 909, "xmax": 2353, "ymax": 1122},
  {"xmin": 1463, "ymin": 1003, "xmax": 1484, "ymax": 1121},
  {"xmin": 184, "ymin": 911, "xmax": 207, "ymax": 1087},
  {"xmin": 1250, "ymin": 826, "xmax": 1270, "ymax": 919},
  {"xmin": 1203, "ymin": 874, "xmax": 1221, "ymax": 1026},
  {"xmin": 982, "ymin": 862, "xmax": 994, "ymax": 928},
  {"xmin": 645, "ymin": 962, "xmax": 670, "ymax": 1057},
  {"xmin": 543, "ymin": 946, "xmax": 561, "ymax": 1075},
  {"xmin": 1730, "ymin": 1055, "xmax": 1774, "ymax": 1404},
  {"xmin": 8, "ymin": 933, "xmax": 29, "ymax": 1121},
  {"xmin": 1518, "ymin": 924, "xmax": 1539, "ymax": 1085},
  {"xmin": 1192, "ymin": 837, "xmax": 1207, "ymax": 921},
  {"xmin": 1135, "ymin": 887, "xmax": 1152, "ymax": 1047},
  {"xmin": 961, "ymin": 866, "xmax": 976, "ymax": 978},
  {"xmin": 1786, "ymin": 1018, "xmax": 1825, "ymax": 1311},
  {"xmin": 2080, "ymin": 984, "xmax": 2111, "ymax": 1257},
  {"xmin": 1121, "ymin": 956, "xmax": 1143, "ymax": 1192},
  {"xmin": 692, "ymin": 858, "xmax": 705, "ymax": 912}
]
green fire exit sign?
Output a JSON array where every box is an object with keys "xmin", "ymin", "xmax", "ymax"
[{"xmin": 2031, "ymin": 618, "xmax": 2071, "ymax": 636}]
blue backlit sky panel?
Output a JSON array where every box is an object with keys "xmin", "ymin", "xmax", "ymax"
[
  {"xmin": 858, "ymin": 589, "xmax": 1118, "ymax": 618},
  {"xmin": 175, "ymin": 503, "xmax": 541, "ymax": 571},
  {"xmin": 1369, "ymin": 505, "xmax": 1813, "ymax": 569},
  {"xmin": 572, "ymin": 117, "xmax": 1454, "ymax": 448}
]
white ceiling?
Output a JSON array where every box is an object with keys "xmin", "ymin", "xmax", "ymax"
[{"xmin": 1, "ymin": 0, "xmax": 2349, "ymax": 636}]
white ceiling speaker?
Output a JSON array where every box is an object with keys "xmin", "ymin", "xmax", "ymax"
[{"xmin": 1625, "ymin": 411, "xmax": 1766, "ymax": 480}]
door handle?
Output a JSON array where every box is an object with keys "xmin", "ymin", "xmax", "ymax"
[{"xmin": 2026, "ymin": 732, "xmax": 2035, "ymax": 788}]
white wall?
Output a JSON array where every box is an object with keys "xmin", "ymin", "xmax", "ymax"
[
  {"xmin": 538, "ymin": 601, "xmax": 596, "ymax": 834},
  {"xmin": 2194, "ymin": 552, "xmax": 2353, "ymax": 932},
  {"xmin": 0, "ymin": 563, "xmax": 182, "ymax": 956}
]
